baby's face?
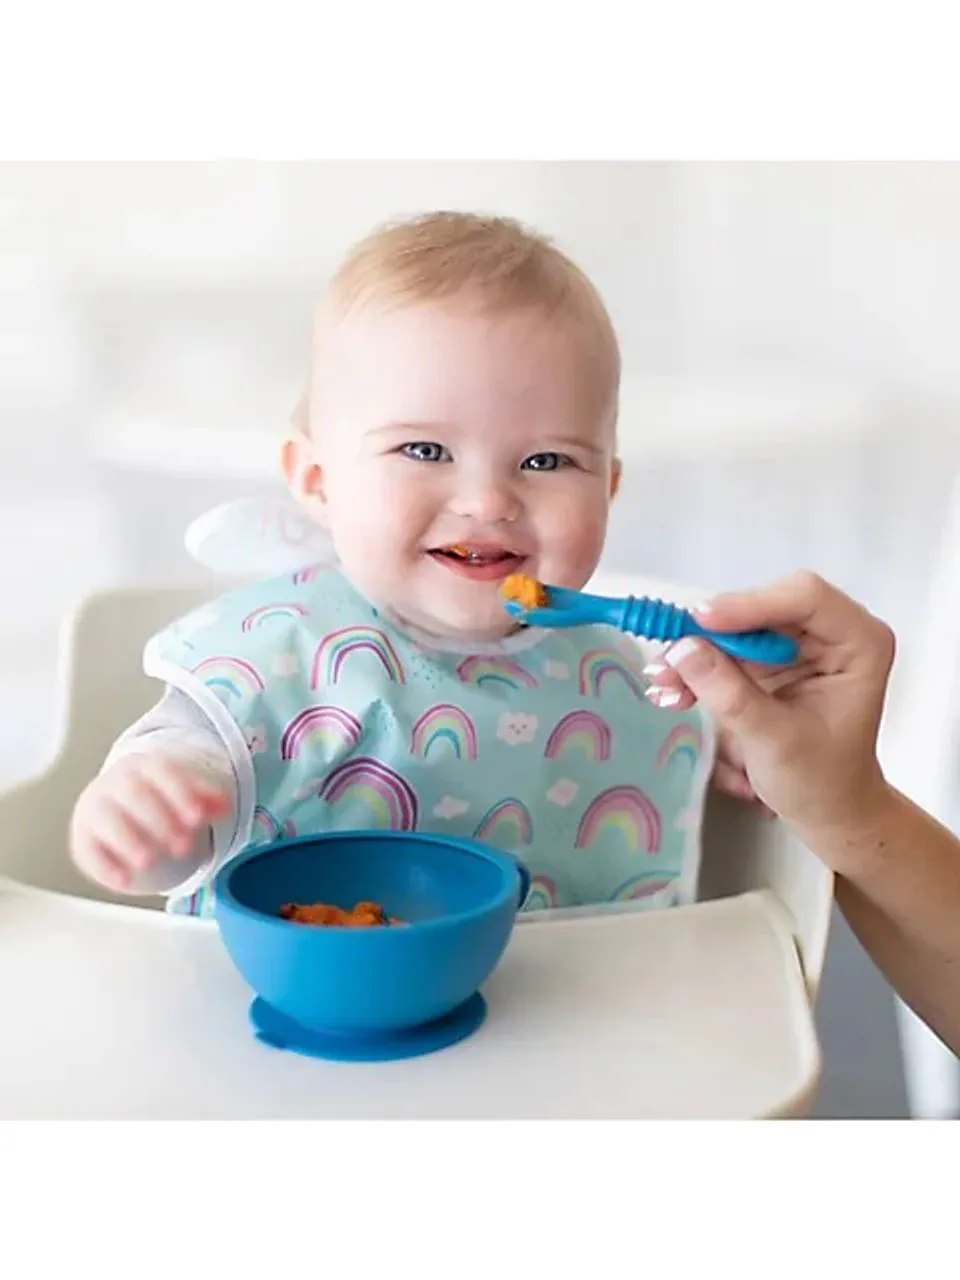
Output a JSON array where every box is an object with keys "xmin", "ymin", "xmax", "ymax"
[{"xmin": 295, "ymin": 300, "xmax": 620, "ymax": 640}]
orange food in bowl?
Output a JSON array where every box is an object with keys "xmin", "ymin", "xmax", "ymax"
[
  {"xmin": 279, "ymin": 900, "xmax": 402, "ymax": 928},
  {"xmin": 500, "ymin": 574, "xmax": 549, "ymax": 610}
]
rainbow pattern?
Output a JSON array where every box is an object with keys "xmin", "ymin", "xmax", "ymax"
[
  {"xmin": 292, "ymin": 565, "xmax": 321, "ymax": 586},
  {"xmin": 280, "ymin": 705, "xmax": 363, "ymax": 761},
  {"xmin": 410, "ymin": 703, "xmax": 478, "ymax": 761},
  {"xmin": 177, "ymin": 885, "xmax": 211, "ymax": 917},
  {"xmin": 656, "ymin": 722, "xmax": 703, "ymax": 770},
  {"xmin": 524, "ymin": 875, "xmax": 557, "ymax": 911},
  {"xmin": 578, "ymin": 648, "xmax": 647, "ymax": 701},
  {"xmin": 251, "ymin": 805, "xmax": 295, "ymax": 844},
  {"xmin": 611, "ymin": 872, "xmax": 677, "ymax": 901},
  {"xmin": 311, "ymin": 626, "xmax": 405, "ymax": 688},
  {"xmin": 455, "ymin": 655, "xmax": 537, "ymax": 690},
  {"xmin": 318, "ymin": 756, "xmax": 418, "ymax": 830},
  {"xmin": 543, "ymin": 710, "xmax": 612, "ymax": 762},
  {"xmin": 575, "ymin": 785, "xmax": 662, "ymax": 854},
  {"xmin": 241, "ymin": 602, "xmax": 308, "ymax": 633},
  {"xmin": 473, "ymin": 798, "xmax": 533, "ymax": 849},
  {"xmin": 192, "ymin": 655, "xmax": 265, "ymax": 703}
]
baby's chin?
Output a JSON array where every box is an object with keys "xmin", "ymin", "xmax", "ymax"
[
  {"xmin": 422, "ymin": 612, "xmax": 520, "ymax": 645},
  {"xmin": 397, "ymin": 598, "xmax": 522, "ymax": 645}
]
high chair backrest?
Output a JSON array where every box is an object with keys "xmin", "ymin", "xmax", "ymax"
[
  {"xmin": 0, "ymin": 583, "xmax": 230, "ymax": 910},
  {"xmin": 0, "ymin": 579, "xmax": 833, "ymax": 986}
]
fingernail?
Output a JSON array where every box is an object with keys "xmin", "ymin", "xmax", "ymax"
[
  {"xmin": 645, "ymin": 687, "xmax": 681, "ymax": 708},
  {"xmin": 693, "ymin": 600, "xmax": 713, "ymax": 615},
  {"xmin": 664, "ymin": 637, "xmax": 704, "ymax": 669},
  {"xmin": 642, "ymin": 662, "xmax": 667, "ymax": 677}
]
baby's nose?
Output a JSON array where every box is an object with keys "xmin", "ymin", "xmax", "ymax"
[{"xmin": 451, "ymin": 478, "xmax": 522, "ymax": 524}]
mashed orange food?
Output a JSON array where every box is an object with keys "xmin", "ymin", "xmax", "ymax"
[
  {"xmin": 500, "ymin": 574, "xmax": 549, "ymax": 610},
  {"xmin": 279, "ymin": 900, "xmax": 401, "ymax": 927}
]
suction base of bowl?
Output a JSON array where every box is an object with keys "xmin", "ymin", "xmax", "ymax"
[{"xmin": 249, "ymin": 991, "xmax": 487, "ymax": 1062}]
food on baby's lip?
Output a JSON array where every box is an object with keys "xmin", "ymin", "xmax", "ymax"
[
  {"xmin": 448, "ymin": 544, "xmax": 471, "ymax": 559},
  {"xmin": 279, "ymin": 900, "xmax": 404, "ymax": 927},
  {"xmin": 500, "ymin": 574, "xmax": 549, "ymax": 611}
]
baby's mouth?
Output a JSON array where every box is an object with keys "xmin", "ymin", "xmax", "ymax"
[{"xmin": 428, "ymin": 543, "xmax": 527, "ymax": 580}]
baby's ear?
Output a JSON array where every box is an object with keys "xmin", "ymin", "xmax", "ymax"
[
  {"xmin": 281, "ymin": 395, "xmax": 328, "ymax": 512},
  {"xmin": 281, "ymin": 432, "xmax": 327, "ymax": 513},
  {"xmin": 609, "ymin": 457, "xmax": 622, "ymax": 500}
]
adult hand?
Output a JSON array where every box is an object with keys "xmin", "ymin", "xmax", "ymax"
[{"xmin": 643, "ymin": 571, "xmax": 895, "ymax": 853}]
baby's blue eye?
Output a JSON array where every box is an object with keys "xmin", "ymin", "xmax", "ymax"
[
  {"xmin": 522, "ymin": 452, "xmax": 569, "ymax": 472},
  {"xmin": 401, "ymin": 442, "xmax": 451, "ymax": 463}
]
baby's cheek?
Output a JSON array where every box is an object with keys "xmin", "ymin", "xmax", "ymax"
[
  {"xmin": 545, "ymin": 503, "xmax": 608, "ymax": 579},
  {"xmin": 335, "ymin": 477, "xmax": 407, "ymax": 546}
]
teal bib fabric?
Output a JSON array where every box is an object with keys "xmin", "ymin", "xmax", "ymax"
[{"xmin": 144, "ymin": 568, "xmax": 714, "ymax": 918}]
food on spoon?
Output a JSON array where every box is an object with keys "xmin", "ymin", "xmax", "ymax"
[{"xmin": 500, "ymin": 574, "xmax": 549, "ymax": 611}]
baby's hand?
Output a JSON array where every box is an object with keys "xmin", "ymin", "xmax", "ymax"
[{"xmin": 70, "ymin": 754, "xmax": 230, "ymax": 892}]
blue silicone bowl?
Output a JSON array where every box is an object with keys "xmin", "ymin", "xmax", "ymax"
[{"xmin": 213, "ymin": 831, "xmax": 530, "ymax": 1036}]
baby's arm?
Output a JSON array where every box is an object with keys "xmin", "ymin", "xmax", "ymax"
[{"xmin": 69, "ymin": 688, "xmax": 240, "ymax": 896}]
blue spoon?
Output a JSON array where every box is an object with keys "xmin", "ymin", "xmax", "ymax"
[{"xmin": 503, "ymin": 584, "xmax": 799, "ymax": 666}]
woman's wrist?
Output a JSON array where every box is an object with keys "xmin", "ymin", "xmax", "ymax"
[{"xmin": 791, "ymin": 773, "xmax": 903, "ymax": 879}]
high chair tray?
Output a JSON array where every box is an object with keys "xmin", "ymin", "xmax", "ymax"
[{"xmin": 0, "ymin": 884, "xmax": 819, "ymax": 1119}]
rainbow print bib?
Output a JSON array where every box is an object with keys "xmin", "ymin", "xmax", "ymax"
[{"xmin": 144, "ymin": 568, "xmax": 714, "ymax": 917}]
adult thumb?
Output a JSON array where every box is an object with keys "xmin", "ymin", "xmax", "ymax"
[{"xmin": 664, "ymin": 637, "xmax": 784, "ymax": 738}]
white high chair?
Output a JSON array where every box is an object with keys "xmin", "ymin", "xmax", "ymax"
[{"xmin": 0, "ymin": 578, "xmax": 834, "ymax": 1119}]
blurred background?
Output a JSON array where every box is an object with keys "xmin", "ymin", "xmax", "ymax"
[{"xmin": 2, "ymin": 160, "xmax": 959, "ymax": 1117}]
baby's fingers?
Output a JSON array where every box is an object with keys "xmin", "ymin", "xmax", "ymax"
[
  {"xmin": 121, "ymin": 774, "xmax": 200, "ymax": 858},
  {"xmin": 137, "ymin": 757, "xmax": 230, "ymax": 827},
  {"xmin": 72, "ymin": 832, "xmax": 133, "ymax": 891},
  {"xmin": 90, "ymin": 802, "xmax": 166, "ymax": 872}
]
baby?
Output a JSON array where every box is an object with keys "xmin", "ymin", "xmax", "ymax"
[{"xmin": 69, "ymin": 211, "xmax": 714, "ymax": 917}]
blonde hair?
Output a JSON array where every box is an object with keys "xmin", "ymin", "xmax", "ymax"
[{"xmin": 297, "ymin": 210, "xmax": 620, "ymax": 432}]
